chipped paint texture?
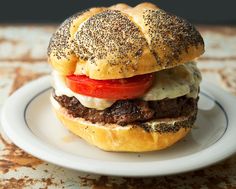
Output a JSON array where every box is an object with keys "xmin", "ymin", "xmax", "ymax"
[{"xmin": 0, "ymin": 25, "xmax": 236, "ymax": 188}]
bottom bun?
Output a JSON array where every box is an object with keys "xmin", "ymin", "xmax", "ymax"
[{"xmin": 51, "ymin": 97, "xmax": 196, "ymax": 152}]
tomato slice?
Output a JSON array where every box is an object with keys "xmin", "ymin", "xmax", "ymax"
[{"xmin": 66, "ymin": 74, "xmax": 154, "ymax": 100}]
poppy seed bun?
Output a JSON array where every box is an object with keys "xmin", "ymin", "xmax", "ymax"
[
  {"xmin": 51, "ymin": 96, "xmax": 196, "ymax": 152},
  {"xmin": 48, "ymin": 2, "xmax": 204, "ymax": 79}
]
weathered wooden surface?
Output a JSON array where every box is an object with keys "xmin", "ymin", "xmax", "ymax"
[{"xmin": 0, "ymin": 25, "xmax": 236, "ymax": 188}]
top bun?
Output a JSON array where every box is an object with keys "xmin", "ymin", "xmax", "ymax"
[{"xmin": 48, "ymin": 2, "xmax": 204, "ymax": 79}]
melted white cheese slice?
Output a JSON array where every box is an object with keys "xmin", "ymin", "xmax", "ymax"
[
  {"xmin": 141, "ymin": 62, "xmax": 201, "ymax": 101},
  {"xmin": 52, "ymin": 72, "xmax": 116, "ymax": 110},
  {"xmin": 52, "ymin": 62, "xmax": 201, "ymax": 110}
]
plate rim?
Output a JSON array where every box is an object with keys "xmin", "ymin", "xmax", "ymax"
[{"xmin": 1, "ymin": 76, "xmax": 236, "ymax": 177}]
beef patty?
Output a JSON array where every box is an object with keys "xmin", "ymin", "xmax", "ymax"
[{"xmin": 53, "ymin": 91, "xmax": 198, "ymax": 126}]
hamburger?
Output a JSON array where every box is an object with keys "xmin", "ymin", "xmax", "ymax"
[{"xmin": 48, "ymin": 2, "xmax": 204, "ymax": 152}]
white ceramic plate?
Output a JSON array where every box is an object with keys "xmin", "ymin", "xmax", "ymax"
[{"xmin": 1, "ymin": 76, "xmax": 236, "ymax": 177}]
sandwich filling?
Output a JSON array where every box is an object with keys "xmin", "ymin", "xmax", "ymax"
[
  {"xmin": 53, "ymin": 93, "xmax": 198, "ymax": 126},
  {"xmin": 52, "ymin": 62, "xmax": 201, "ymax": 127}
]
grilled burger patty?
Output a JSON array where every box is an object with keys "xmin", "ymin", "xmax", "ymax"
[{"xmin": 53, "ymin": 91, "xmax": 198, "ymax": 126}]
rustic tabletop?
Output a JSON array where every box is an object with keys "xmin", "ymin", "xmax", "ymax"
[{"xmin": 0, "ymin": 25, "xmax": 236, "ymax": 189}]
